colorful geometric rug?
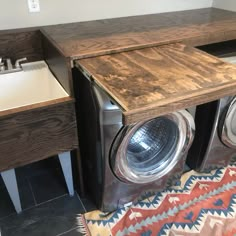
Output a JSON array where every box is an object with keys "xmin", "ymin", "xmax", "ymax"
[{"xmin": 79, "ymin": 163, "xmax": 236, "ymax": 236}]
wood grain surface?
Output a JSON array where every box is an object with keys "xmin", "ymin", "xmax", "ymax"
[
  {"xmin": 42, "ymin": 35, "xmax": 73, "ymax": 95},
  {"xmin": 41, "ymin": 8, "xmax": 236, "ymax": 60},
  {"xmin": 0, "ymin": 101, "xmax": 78, "ymax": 172},
  {"xmin": 78, "ymin": 43, "xmax": 236, "ymax": 124},
  {"xmin": 0, "ymin": 97, "xmax": 73, "ymax": 118},
  {"xmin": 0, "ymin": 30, "xmax": 43, "ymax": 62}
]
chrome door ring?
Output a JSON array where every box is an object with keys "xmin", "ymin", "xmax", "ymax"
[
  {"xmin": 221, "ymin": 97, "xmax": 236, "ymax": 148},
  {"xmin": 110, "ymin": 110, "xmax": 195, "ymax": 184}
]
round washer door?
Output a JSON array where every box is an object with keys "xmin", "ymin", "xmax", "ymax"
[
  {"xmin": 220, "ymin": 97, "xmax": 236, "ymax": 148},
  {"xmin": 110, "ymin": 110, "xmax": 195, "ymax": 184}
]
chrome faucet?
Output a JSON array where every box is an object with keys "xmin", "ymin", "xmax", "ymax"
[
  {"xmin": 6, "ymin": 58, "xmax": 13, "ymax": 70},
  {"xmin": 0, "ymin": 57, "xmax": 27, "ymax": 74},
  {"xmin": 0, "ymin": 58, "xmax": 13, "ymax": 70},
  {"xmin": 0, "ymin": 58, "xmax": 5, "ymax": 71},
  {"xmin": 15, "ymin": 57, "xmax": 27, "ymax": 68}
]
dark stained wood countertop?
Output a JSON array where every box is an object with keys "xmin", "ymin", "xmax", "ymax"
[
  {"xmin": 78, "ymin": 43, "xmax": 236, "ymax": 124},
  {"xmin": 2, "ymin": 7, "xmax": 235, "ymax": 125},
  {"xmin": 41, "ymin": 8, "xmax": 236, "ymax": 60}
]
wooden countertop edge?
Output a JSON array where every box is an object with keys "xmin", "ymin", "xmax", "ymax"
[
  {"xmin": 182, "ymin": 30, "xmax": 236, "ymax": 47},
  {"xmin": 40, "ymin": 29, "xmax": 71, "ymax": 60},
  {"xmin": 72, "ymin": 39, "xmax": 182, "ymax": 61},
  {"xmin": 40, "ymin": 19, "xmax": 236, "ymax": 60},
  {"xmin": 65, "ymin": 29, "xmax": 236, "ymax": 60},
  {"xmin": 0, "ymin": 27, "xmax": 41, "ymax": 36},
  {"xmin": 0, "ymin": 97, "xmax": 74, "ymax": 119},
  {"xmin": 123, "ymin": 82, "xmax": 236, "ymax": 124},
  {"xmin": 51, "ymin": 30, "xmax": 236, "ymax": 61},
  {"xmin": 2, "ymin": 8, "xmax": 236, "ymax": 62}
]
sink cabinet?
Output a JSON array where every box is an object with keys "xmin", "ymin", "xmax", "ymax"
[
  {"xmin": 0, "ymin": 99, "xmax": 77, "ymax": 172},
  {"xmin": 0, "ymin": 28, "xmax": 79, "ymax": 213},
  {"xmin": 0, "ymin": 30, "xmax": 78, "ymax": 171}
]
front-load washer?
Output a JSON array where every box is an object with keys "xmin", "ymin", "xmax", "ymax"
[
  {"xmin": 187, "ymin": 54, "xmax": 236, "ymax": 172},
  {"xmin": 75, "ymin": 70, "xmax": 195, "ymax": 212}
]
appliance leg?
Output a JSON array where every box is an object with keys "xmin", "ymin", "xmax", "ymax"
[
  {"xmin": 1, "ymin": 169, "xmax": 22, "ymax": 214},
  {"xmin": 58, "ymin": 151, "xmax": 74, "ymax": 196}
]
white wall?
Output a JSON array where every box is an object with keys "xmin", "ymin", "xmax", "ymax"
[
  {"xmin": 0, "ymin": 0, "xmax": 213, "ymax": 30},
  {"xmin": 213, "ymin": 0, "xmax": 236, "ymax": 11}
]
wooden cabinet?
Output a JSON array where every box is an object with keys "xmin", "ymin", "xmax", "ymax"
[
  {"xmin": 0, "ymin": 99, "xmax": 78, "ymax": 172},
  {"xmin": 0, "ymin": 29, "xmax": 78, "ymax": 172}
]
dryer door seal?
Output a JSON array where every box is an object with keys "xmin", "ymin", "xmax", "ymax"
[
  {"xmin": 220, "ymin": 97, "xmax": 236, "ymax": 148},
  {"xmin": 110, "ymin": 110, "xmax": 195, "ymax": 184}
]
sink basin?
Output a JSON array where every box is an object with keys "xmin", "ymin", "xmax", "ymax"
[
  {"xmin": 222, "ymin": 56, "xmax": 236, "ymax": 64},
  {"xmin": 0, "ymin": 68, "xmax": 22, "ymax": 75},
  {"xmin": 0, "ymin": 61, "xmax": 69, "ymax": 112}
]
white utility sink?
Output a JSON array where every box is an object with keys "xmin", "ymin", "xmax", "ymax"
[
  {"xmin": 0, "ymin": 61, "xmax": 69, "ymax": 112},
  {"xmin": 221, "ymin": 56, "xmax": 236, "ymax": 64}
]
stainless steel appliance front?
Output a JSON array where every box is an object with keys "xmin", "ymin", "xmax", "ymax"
[
  {"xmin": 76, "ymin": 68, "xmax": 195, "ymax": 212},
  {"xmin": 187, "ymin": 53, "xmax": 236, "ymax": 171}
]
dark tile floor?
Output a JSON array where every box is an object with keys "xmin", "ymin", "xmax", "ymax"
[{"xmin": 0, "ymin": 157, "xmax": 96, "ymax": 236}]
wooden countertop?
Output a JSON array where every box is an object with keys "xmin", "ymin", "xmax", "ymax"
[
  {"xmin": 41, "ymin": 8, "xmax": 236, "ymax": 60},
  {"xmin": 78, "ymin": 43, "xmax": 236, "ymax": 124}
]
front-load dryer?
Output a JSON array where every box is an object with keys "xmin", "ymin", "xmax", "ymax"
[
  {"xmin": 75, "ymin": 71, "xmax": 195, "ymax": 212},
  {"xmin": 187, "ymin": 54, "xmax": 236, "ymax": 172}
]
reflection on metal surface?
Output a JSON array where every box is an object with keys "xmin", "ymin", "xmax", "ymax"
[
  {"xmin": 79, "ymin": 78, "xmax": 195, "ymax": 212},
  {"xmin": 221, "ymin": 97, "xmax": 236, "ymax": 148},
  {"xmin": 221, "ymin": 57, "xmax": 236, "ymax": 149},
  {"xmin": 111, "ymin": 110, "xmax": 195, "ymax": 184},
  {"xmin": 126, "ymin": 118, "xmax": 178, "ymax": 173}
]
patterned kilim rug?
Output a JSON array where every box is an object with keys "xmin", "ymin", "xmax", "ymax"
[{"xmin": 78, "ymin": 163, "xmax": 236, "ymax": 236}]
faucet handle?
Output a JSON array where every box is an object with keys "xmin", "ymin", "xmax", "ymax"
[
  {"xmin": 0, "ymin": 57, "xmax": 5, "ymax": 71},
  {"xmin": 6, "ymin": 58, "xmax": 13, "ymax": 70},
  {"xmin": 0, "ymin": 62, "xmax": 5, "ymax": 71},
  {"xmin": 15, "ymin": 57, "xmax": 27, "ymax": 68}
]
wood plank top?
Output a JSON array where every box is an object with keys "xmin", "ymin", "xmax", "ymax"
[
  {"xmin": 41, "ymin": 8, "xmax": 236, "ymax": 60},
  {"xmin": 77, "ymin": 43, "xmax": 236, "ymax": 124},
  {"xmin": 0, "ymin": 29, "xmax": 43, "ymax": 62}
]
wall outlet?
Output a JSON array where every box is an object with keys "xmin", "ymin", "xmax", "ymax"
[{"xmin": 27, "ymin": 0, "xmax": 40, "ymax": 13}]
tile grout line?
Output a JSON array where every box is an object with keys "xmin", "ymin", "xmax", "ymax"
[
  {"xmin": 76, "ymin": 191, "xmax": 87, "ymax": 213},
  {"xmin": 55, "ymin": 226, "xmax": 82, "ymax": 236},
  {"xmin": 0, "ymin": 194, "xmax": 69, "ymax": 222},
  {"xmin": 0, "ymin": 190, "xmax": 88, "ymax": 235},
  {"xmin": 0, "ymin": 211, "xmax": 17, "ymax": 222},
  {"xmin": 27, "ymin": 178, "xmax": 37, "ymax": 206},
  {"xmin": 35, "ymin": 193, "xmax": 68, "ymax": 207}
]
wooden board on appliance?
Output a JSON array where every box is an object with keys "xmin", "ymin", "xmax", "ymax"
[
  {"xmin": 77, "ymin": 43, "xmax": 236, "ymax": 124},
  {"xmin": 41, "ymin": 8, "xmax": 236, "ymax": 59}
]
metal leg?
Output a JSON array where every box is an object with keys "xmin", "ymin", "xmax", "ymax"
[
  {"xmin": 58, "ymin": 151, "xmax": 74, "ymax": 196},
  {"xmin": 1, "ymin": 169, "xmax": 22, "ymax": 214}
]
